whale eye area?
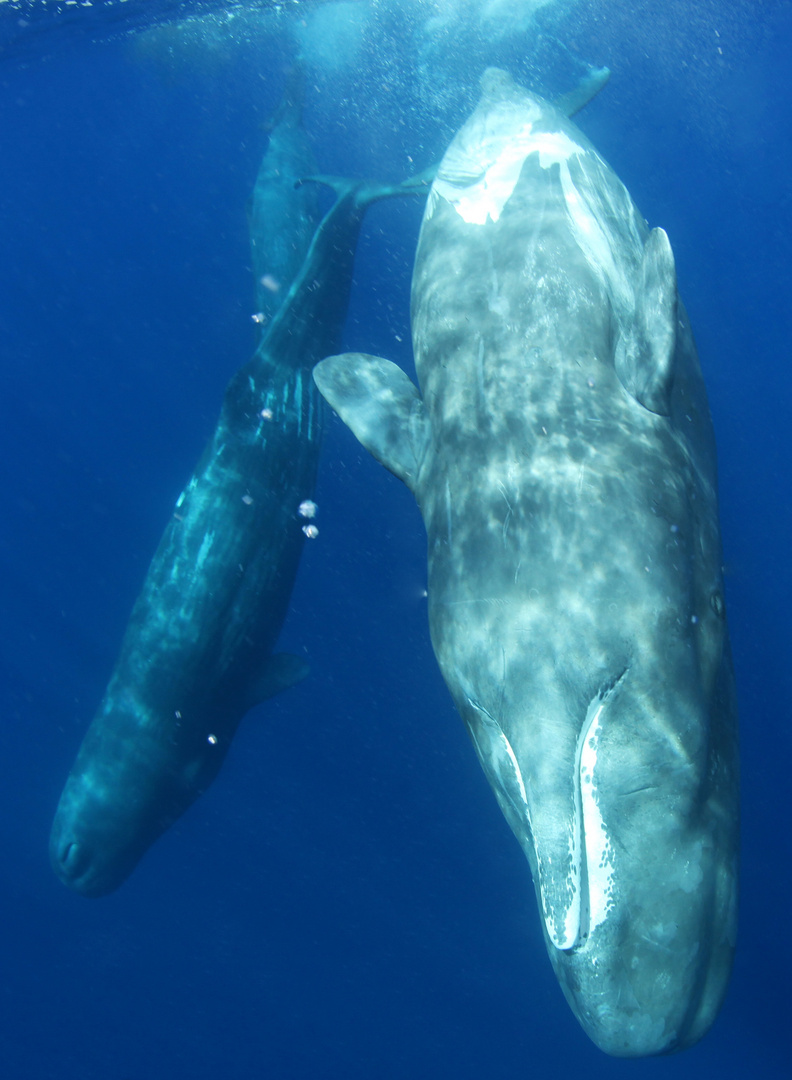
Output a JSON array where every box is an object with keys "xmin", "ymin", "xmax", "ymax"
[{"xmin": 58, "ymin": 840, "xmax": 90, "ymax": 878}]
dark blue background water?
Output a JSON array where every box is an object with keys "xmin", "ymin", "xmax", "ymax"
[{"xmin": 1, "ymin": 1, "xmax": 789, "ymax": 1076}]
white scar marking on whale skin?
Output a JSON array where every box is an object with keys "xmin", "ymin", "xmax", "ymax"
[
  {"xmin": 477, "ymin": 337, "xmax": 486, "ymax": 406},
  {"xmin": 295, "ymin": 370, "xmax": 304, "ymax": 437},
  {"xmin": 498, "ymin": 727, "xmax": 528, "ymax": 804},
  {"xmin": 435, "ymin": 126, "xmax": 584, "ymax": 226},
  {"xmin": 434, "ymin": 118, "xmax": 637, "ymax": 316},
  {"xmin": 497, "ymin": 481, "xmax": 514, "ymax": 541},
  {"xmin": 445, "ymin": 478, "xmax": 453, "ymax": 546},
  {"xmin": 433, "ymin": 121, "xmax": 541, "ymax": 225},
  {"xmin": 194, "ymin": 531, "xmax": 215, "ymax": 573},
  {"xmin": 556, "ymin": 157, "xmax": 632, "ymax": 313},
  {"xmin": 465, "ymin": 693, "xmax": 573, "ymax": 952},
  {"xmin": 466, "ymin": 697, "xmax": 530, "ymax": 810},
  {"xmin": 307, "ymin": 379, "xmax": 316, "ymax": 440}
]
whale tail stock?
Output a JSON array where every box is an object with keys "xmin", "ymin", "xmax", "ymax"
[{"xmin": 297, "ymin": 165, "xmax": 435, "ymax": 208}]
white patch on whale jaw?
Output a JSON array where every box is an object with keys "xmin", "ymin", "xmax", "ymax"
[
  {"xmin": 463, "ymin": 673, "xmax": 624, "ymax": 955},
  {"xmin": 464, "ymin": 697, "xmax": 533, "ymax": 844},
  {"xmin": 552, "ymin": 677, "xmax": 625, "ymax": 953}
]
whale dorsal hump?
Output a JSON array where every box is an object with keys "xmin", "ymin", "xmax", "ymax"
[
  {"xmin": 615, "ymin": 227, "xmax": 679, "ymax": 416},
  {"xmin": 554, "ymin": 66, "xmax": 611, "ymax": 118},
  {"xmin": 479, "ymin": 67, "xmax": 521, "ymax": 102},
  {"xmin": 478, "ymin": 66, "xmax": 610, "ymax": 119},
  {"xmin": 313, "ymin": 353, "xmax": 428, "ymax": 492}
]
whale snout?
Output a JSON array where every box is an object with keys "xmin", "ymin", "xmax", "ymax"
[{"xmin": 49, "ymin": 785, "xmax": 138, "ymax": 898}]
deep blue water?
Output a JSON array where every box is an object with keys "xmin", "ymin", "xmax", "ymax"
[{"xmin": 1, "ymin": 1, "xmax": 790, "ymax": 1077}]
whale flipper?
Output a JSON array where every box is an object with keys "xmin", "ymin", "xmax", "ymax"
[
  {"xmin": 314, "ymin": 353, "xmax": 427, "ymax": 490},
  {"xmin": 615, "ymin": 227, "xmax": 679, "ymax": 415}
]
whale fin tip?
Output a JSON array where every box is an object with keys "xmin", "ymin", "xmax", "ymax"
[{"xmin": 250, "ymin": 652, "xmax": 309, "ymax": 707}]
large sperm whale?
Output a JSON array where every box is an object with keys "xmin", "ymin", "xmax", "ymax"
[
  {"xmin": 314, "ymin": 69, "xmax": 739, "ymax": 1056},
  {"xmin": 50, "ymin": 74, "xmax": 428, "ymax": 898}
]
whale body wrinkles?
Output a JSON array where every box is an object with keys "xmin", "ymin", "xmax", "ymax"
[
  {"xmin": 314, "ymin": 68, "xmax": 739, "ymax": 1057},
  {"xmin": 50, "ymin": 75, "xmax": 427, "ymax": 898}
]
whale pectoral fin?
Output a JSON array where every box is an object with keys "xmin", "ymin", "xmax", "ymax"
[
  {"xmin": 313, "ymin": 353, "xmax": 428, "ymax": 492},
  {"xmin": 250, "ymin": 652, "xmax": 309, "ymax": 705},
  {"xmin": 615, "ymin": 227, "xmax": 678, "ymax": 416}
]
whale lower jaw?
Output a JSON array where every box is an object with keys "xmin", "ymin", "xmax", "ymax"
[
  {"xmin": 547, "ymin": 675, "xmax": 628, "ymax": 952},
  {"xmin": 466, "ymin": 676, "xmax": 627, "ymax": 956}
]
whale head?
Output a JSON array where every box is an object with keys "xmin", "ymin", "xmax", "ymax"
[
  {"xmin": 452, "ymin": 624, "xmax": 738, "ymax": 1056},
  {"xmin": 49, "ymin": 690, "xmax": 228, "ymax": 897}
]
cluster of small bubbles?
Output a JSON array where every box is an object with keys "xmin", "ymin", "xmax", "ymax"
[
  {"xmin": 260, "ymin": 408, "xmax": 273, "ymax": 421},
  {"xmin": 587, "ymin": 377, "xmax": 596, "ymax": 389},
  {"xmin": 298, "ymin": 499, "xmax": 318, "ymax": 519},
  {"xmin": 207, "ymin": 734, "xmax": 218, "ymax": 746},
  {"xmin": 252, "ymin": 312, "xmax": 266, "ymax": 324},
  {"xmin": 241, "ymin": 494, "xmax": 254, "ymax": 506},
  {"xmin": 302, "ymin": 523, "xmax": 319, "ymax": 539}
]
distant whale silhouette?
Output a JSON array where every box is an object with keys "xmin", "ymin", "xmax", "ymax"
[
  {"xmin": 315, "ymin": 69, "xmax": 739, "ymax": 1056},
  {"xmin": 50, "ymin": 73, "xmax": 429, "ymax": 898},
  {"xmin": 247, "ymin": 65, "xmax": 320, "ymax": 327}
]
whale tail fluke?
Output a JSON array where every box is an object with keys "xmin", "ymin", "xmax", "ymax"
[{"xmin": 297, "ymin": 167, "xmax": 435, "ymax": 210}]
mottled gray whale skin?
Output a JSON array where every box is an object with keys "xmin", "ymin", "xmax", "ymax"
[
  {"xmin": 50, "ymin": 77, "xmax": 425, "ymax": 898},
  {"xmin": 314, "ymin": 69, "xmax": 739, "ymax": 1057}
]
